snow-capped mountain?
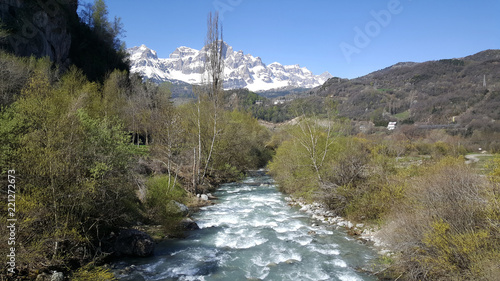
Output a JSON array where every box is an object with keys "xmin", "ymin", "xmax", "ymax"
[{"xmin": 127, "ymin": 43, "xmax": 332, "ymax": 92}]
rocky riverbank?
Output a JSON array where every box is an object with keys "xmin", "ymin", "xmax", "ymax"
[{"xmin": 284, "ymin": 196, "xmax": 391, "ymax": 256}]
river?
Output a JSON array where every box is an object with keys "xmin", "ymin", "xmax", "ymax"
[{"xmin": 114, "ymin": 172, "xmax": 378, "ymax": 281}]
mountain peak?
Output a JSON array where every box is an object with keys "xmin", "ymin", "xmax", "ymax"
[
  {"xmin": 129, "ymin": 44, "xmax": 157, "ymax": 60},
  {"xmin": 127, "ymin": 43, "xmax": 332, "ymax": 91},
  {"xmin": 169, "ymin": 46, "xmax": 197, "ymax": 59},
  {"xmin": 319, "ymin": 71, "xmax": 333, "ymax": 80}
]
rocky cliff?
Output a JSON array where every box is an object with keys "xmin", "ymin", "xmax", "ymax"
[{"xmin": 0, "ymin": 0, "xmax": 78, "ymax": 66}]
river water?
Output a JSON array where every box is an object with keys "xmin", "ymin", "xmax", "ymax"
[{"xmin": 115, "ymin": 173, "xmax": 378, "ymax": 281}]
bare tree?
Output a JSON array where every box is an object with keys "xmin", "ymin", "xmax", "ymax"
[
  {"xmin": 205, "ymin": 11, "xmax": 225, "ymax": 101},
  {"xmin": 193, "ymin": 11, "xmax": 225, "ymax": 189},
  {"xmin": 293, "ymin": 103, "xmax": 339, "ymax": 183}
]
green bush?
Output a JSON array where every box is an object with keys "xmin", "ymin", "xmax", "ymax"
[
  {"xmin": 384, "ymin": 157, "xmax": 500, "ymax": 280},
  {"xmin": 488, "ymin": 155, "xmax": 500, "ymax": 183},
  {"xmin": 268, "ymin": 118, "xmax": 349, "ymax": 199},
  {"xmin": 72, "ymin": 264, "xmax": 116, "ymax": 281},
  {"xmin": 327, "ymin": 147, "xmax": 403, "ymax": 221},
  {"xmin": 432, "ymin": 141, "xmax": 451, "ymax": 157},
  {"xmin": 146, "ymin": 175, "xmax": 186, "ymax": 204},
  {"xmin": 0, "ymin": 65, "xmax": 142, "ymax": 275},
  {"xmin": 145, "ymin": 175, "xmax": 187, "ymax": 225},
  {"xmin": 419, "ymin": 219, "xmax": 490, "ymax": 279},
  {"xmin": 269, "ymin": 121, "xmax": 403, "ymax": 221},
  {"xmin": 414, "ymin": 142, "xmax": 433, "ymax": 155},
  {"xmin": 343, "ymin": 182, "xmax": 405, "ymax": 222}
]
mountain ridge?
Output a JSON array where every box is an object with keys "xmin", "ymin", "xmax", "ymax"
[
  {"xmin": 127, "ymin": 43, "xmax": 332, "ymax": 92},
  {"xmin": 310, "ymin": 49, "xmax": 500, "ymax": 131}
]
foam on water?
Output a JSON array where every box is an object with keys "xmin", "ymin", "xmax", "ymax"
[
  {"xmin": 114, "ymin": 174, "xmax": 377, "ymax": 281},
  {"xmin": 179, "ymin": 276, "xmax": 206, "ymax": 281},
  {"xmin": 289, "ymin": 234, "xmax": 313, "ymax": 246},
  {"xmin": 326, "ymin": 259, "xmax": 348, "ymax": 268},
  {"xmin": 244, "ymin": 264, "xmax": 271, "ymax": 280},
  {"xmin": 214, "ymin": 230, "xmax": 268, "ymax": 249},
  {"xmin": 338, "ymin": 273, "xmax": 364, "ymax": 281},
  {"xmin": 274, "ymin": 219, "xmax": 305, "ymax": 233},
  {"xmin": 308, "ymin": 243, "xmax": 341, "ymax": 255}
]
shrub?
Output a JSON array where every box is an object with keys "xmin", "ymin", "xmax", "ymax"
[
  {"xmin": 145, "ymin": 175, "xmax": 187, "ymax": 225},
  {"xmin": 414, "ymin": 142, "xmax": 433, "ymax": 155},
  {"xmin": 342, "ymin": 182, "xmax": 406, "ymax": 222},
  {"xmin": 432, "ymin": 141, "xmax": 451, "ymax": 157},
  {"xmin": 488, "ymin": 155, "xmax": 500, "ymax": 183},
  {"xmin": 269, "ymin": 118, "xmax": 349, "ymax": 199},
  {"xmin": 383, "ymin": 157, "xmax": 500, "ymax": 280},
  {"xmin": 72, "ymin": 264, "xmax": 116, "ymax": 281},
  {"xmin": 324, "ymin": 147, "xmax": 403, "ymax": 221},
  {"xmin": 146, "ymin": 175, "xmax": 186, "ymax": 204}
]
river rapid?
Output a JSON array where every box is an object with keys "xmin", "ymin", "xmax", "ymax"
[{"xmin": 115, "ymin": 173, "xmax": 378, "ymax": 281}]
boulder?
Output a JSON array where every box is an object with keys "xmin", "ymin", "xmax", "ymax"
[
  {"xmin": 180, "ymin": 218, "xmax": 200, "ymax": 230},
  {"xmin": 35, "ymin": 273, "xmax": 50, "ymax": 281},
  {"xmin": 50, "ymin": 272, "xmax": 64, "ymax": 281},
  {"xmin": 165, "ymin": 200, "xmax": 189, "ymax": 217},
  {"xmin": 200, "ymin": 194, "xmax": 209, "ymax": 201},
  {"xmin": 36, "ymin": 272, "xmax": 64, "ymax": 281},
  {"xmin": 114, "ymin": 229, "xmax": 154, "ymax": 257}
]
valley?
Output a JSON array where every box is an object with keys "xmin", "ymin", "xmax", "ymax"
[{"xmin": 1, "ymin": 1, "xmax": 499, "ymax": 281}]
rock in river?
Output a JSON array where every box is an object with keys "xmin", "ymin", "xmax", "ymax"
[
  {"xmin": 180, "ymin": 218, "xmax": 200, "ymax": 230},
  {"xmin": 114, "ymin": 229, "xmax": 154, "ymax": 257}
]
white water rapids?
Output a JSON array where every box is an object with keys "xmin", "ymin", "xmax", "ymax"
[{"xmin": 114, "ymin": 173, "xmax": 378, "ymax": 281}]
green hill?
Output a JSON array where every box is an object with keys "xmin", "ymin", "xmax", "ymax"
[{"xmin": 310, "ymin": 49, "xmax": 500, "ymax": 132}]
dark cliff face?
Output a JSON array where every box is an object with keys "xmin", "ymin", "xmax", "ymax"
[
  {"xmin": 1, "ymin": 0, "xmax": 129, "ymax": 82},
  {"xmin": 0, "ymin": 0, "xmax": 78, "ymax": 66}
]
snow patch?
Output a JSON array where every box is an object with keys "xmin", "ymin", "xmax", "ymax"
[{"xmin": 127, "ymin": 43, "xmax": 333, "ymax": 91}]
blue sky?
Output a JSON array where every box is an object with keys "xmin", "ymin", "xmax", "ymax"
[{"xmin": 83, "ymin": 0, "xmax": 499, "ymax": 78}]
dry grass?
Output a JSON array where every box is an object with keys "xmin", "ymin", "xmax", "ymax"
[{"xmin": 381, "ymin": 158, "xmax": 500, "ymax": 280}]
